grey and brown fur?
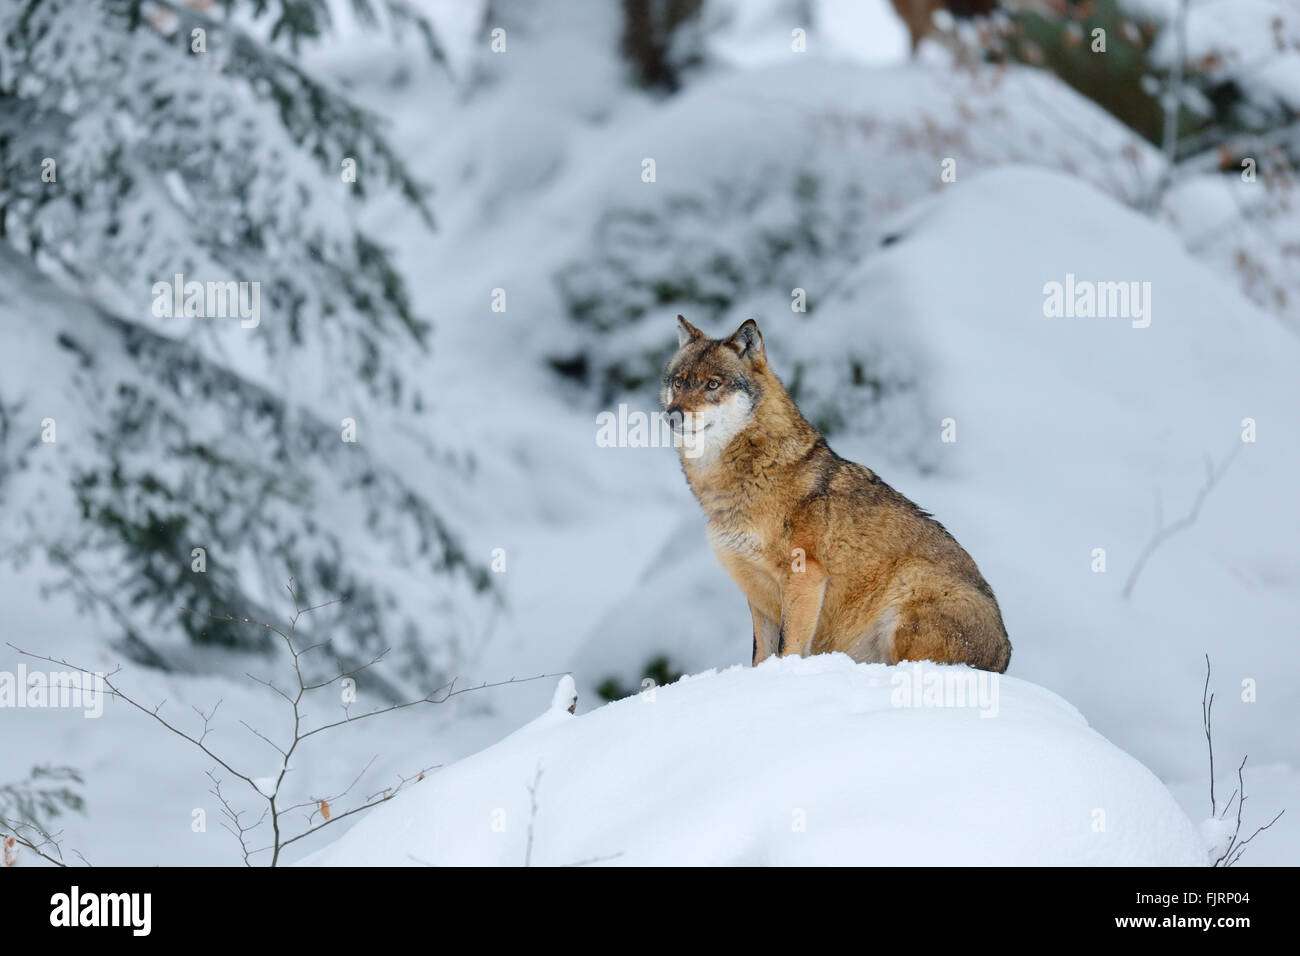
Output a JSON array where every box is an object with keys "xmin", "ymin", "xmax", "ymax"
[{"xmin": 662, "ymin": 315, "xmax": 1011, "ymax": 672}]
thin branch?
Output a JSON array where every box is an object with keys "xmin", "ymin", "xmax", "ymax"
[
  {"xmin": 1226, "ymin": 809, "xmax": 1285, "ymax": 867},
  {"xmin": 272, "ymin": 764, "xmax": 437, "ymax": 854},
  {"xmin": 0, "ymin": 817, "xmax": 67, "ymax": 867},
  {"xmin": 11, "ymin": 579, "xmax": 556, "ymax": 866},
  {"xmin": 1202, "ymin": 655, "xmax": 1216, "ymax": 816},
  {"xmin": 239, "ymin": 719, "xmax": 288, "ymax": 758},
  {"xmin": 0, "ymin": 814, "xmax": 91, "ymax": 867},
  {"xmin": 207, "ymin": 770, "xmax": 266, "ymax": 868},
  {"xmin": 562, "ymin": 852, "xmax": 625, "ymax": 867},
  {"xmin": 6, "ymin": 643, "xmax": 258, "ymax": 789},
  {"xmin": 1213, "ymin": 756, "xmax": 1250, "ymax": 866},
  {"xmin": 296, "ymin": 673, "xmax": 560, "ymax": 745},
  {"xmin": 524, "ymin": 764, "xmax": 543, "ymax": 868},
  {"xmin": 191, "ymin": 698, "xmax": 224, "ymax": 746},
  {"xmin": 1122, "ymin": 444, "xmax": 1240, "ymax": 599},
  {"xmin": 1202, "ymin": 664, "xmax": 1287, "ymax": 866},
  {"xmin": 282, "ymin": 754, "xmax": 380, "ymax": 822}
]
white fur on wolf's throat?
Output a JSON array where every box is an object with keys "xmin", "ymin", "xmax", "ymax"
[{"xmin": 676, "ymin": 391, "xmax": 754, "ymax": 464}]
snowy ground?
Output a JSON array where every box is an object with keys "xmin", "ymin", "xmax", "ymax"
[
  {"xmin": 304, "ymin": 659, "xmax": 1209, "ymax": 867},
  {"xmin": 2, "ymin": 0, "xmax": 1296, "ymax": 866}
]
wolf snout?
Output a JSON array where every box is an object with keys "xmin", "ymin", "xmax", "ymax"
[{"xmin": 663, "ymin": 406, "xmax": 688, "ymax": 433}]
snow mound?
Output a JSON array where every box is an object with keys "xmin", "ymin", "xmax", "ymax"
[
  {"xmin": 304, "ymin": 655, "xmax": 1208, "ymax": 866},
  {"xmin": 571, "ymin": 164, "xmax": 1300, "ymax": 789}
]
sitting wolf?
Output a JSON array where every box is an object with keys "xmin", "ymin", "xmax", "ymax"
[{"xmin": 662, "ymin": 316, "xmax": 1011, "ymax": 672}]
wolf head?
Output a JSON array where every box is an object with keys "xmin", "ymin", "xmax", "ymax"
[{"xmin": 661, "ymin": 315, "xmax": 768, "ymax": 461}]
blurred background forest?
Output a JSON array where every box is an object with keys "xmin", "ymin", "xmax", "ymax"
[{"xmin": 1, "ymin": 0, "xmax": 1298, "ymax": 865}]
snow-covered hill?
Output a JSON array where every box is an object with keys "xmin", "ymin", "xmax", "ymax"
[
  {"xmin": 303, "ymin": 657, "xmax": 1209, "ymax": 866},
  {"xmin": 570, "ymin": 167, "xmax": 1300, "ymax": 799}
]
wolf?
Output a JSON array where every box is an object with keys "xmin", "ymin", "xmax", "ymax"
[{"xmin": 662, "ymin": 316, "xmax": 1011, "ymax": 673}]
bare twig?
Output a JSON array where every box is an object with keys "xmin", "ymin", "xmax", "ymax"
[
  {"xmin": 1225, "ymin": 807, "xmax": 1285, "ymax": 866},
  {"xmin": 0, "ymin": 816, "xmax": 67, "ymax": 867},
  {"xmin": 1122, "ymin": 444, "xmax": 1240, "ymax": 599},
  {"xmin": 1201, "ymin": 658, "xmax": 1286, "ymax": 866},
  {"xmin": 520, "ymin": 764, "xmax": 623, "ymax": 867},
  {"xmin": 0, "ymin": 766, "xmax": 89, "ymax": 867},
  {"xmin": 562, "ymin": 852, "xmax": 625, "ymax": 867},
  {"xmin": 1211, "ymin": 759, "xmax": 1284, "ymax": 868},
  {"xmin": 282, "ymin": 755, "xmax": 379, "ymax": 823},
  {"xmin": 206, "ymin": 769, "xmax": 266, "ymax": 868},
  {"xmin": 7, "ymin": 643, "xmax": 260, "ymax": 790},
  {"xmin": 1202, "ymin": 654, "xmax": 1216, "ymax": 816},
  {"xmin": 524, "ymin": 764, "xmax": 543, "ymax": 868},
  {"xmin": 1213, "ymin": 755, "xmax": 1287, "ymax": 866},
  {"xmin": 269, "ymin": 763, "xmax": 438, "ymax": 856},
  {"xmin": 7, "ymin": 577, "xmax": 559, "ymax": 866}
]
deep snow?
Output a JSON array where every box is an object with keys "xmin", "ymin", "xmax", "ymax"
[{"xmin": 303, "ymin": 657, "xmax": 1209, "ymax": 866}]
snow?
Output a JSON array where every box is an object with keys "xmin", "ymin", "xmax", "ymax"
[
  {"xmin": 814, "ymin": 0, "xmax": 910, "ymax": 65},
  {"xmin": 566, "ymin": 166, "xmax": 1300, "ymax": 803},
  {"xmin": 3, "ymin": 0, "xmax": 1296, "ymax": 867},
  {"xmin": 1197, "ymin": 815, "xmax": 1237, "ymax": 863},
  {"xmin": 303, "ymin": 658, "xmax": 1208, "ymax": 866},
  {"xmin": 547, "ymin": 674, "xmax": 578, "ymax": 717},
  {"xmin": 1142, "ymin": 0, "xmax": 1300, "ymax": 112},
  {"xmin": 707, "ymin": 0, "xmax": 910, "ymax": 68},
  {"xmin": 1171, "ymin": 762, "xmax": 1300, "ymax": 867}
]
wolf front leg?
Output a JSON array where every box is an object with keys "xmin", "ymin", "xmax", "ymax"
[
  {"xmin": 750, "ymin": 603, "xmax": 781, "ymax": 665},
  {"xmin": 778, "ymin": 559, "xmax": 827, "ymax": 657}
]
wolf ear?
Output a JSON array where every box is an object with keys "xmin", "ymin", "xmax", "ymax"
[
  {"xmin": 726, "ymin": 319, "xmax": 765, "ymax": 363},
  {"xmin": 676, "ymin": 314, "xmax": 705, "ymax": 347}
]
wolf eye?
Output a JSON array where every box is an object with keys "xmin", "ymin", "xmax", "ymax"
[
  {"xmin": 706, "ymin": 380, "xmax": 720, "ymax": 390},
  {"xmin": 673, "ymin": 377, "xmax": 684, "ymax": 389}
]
